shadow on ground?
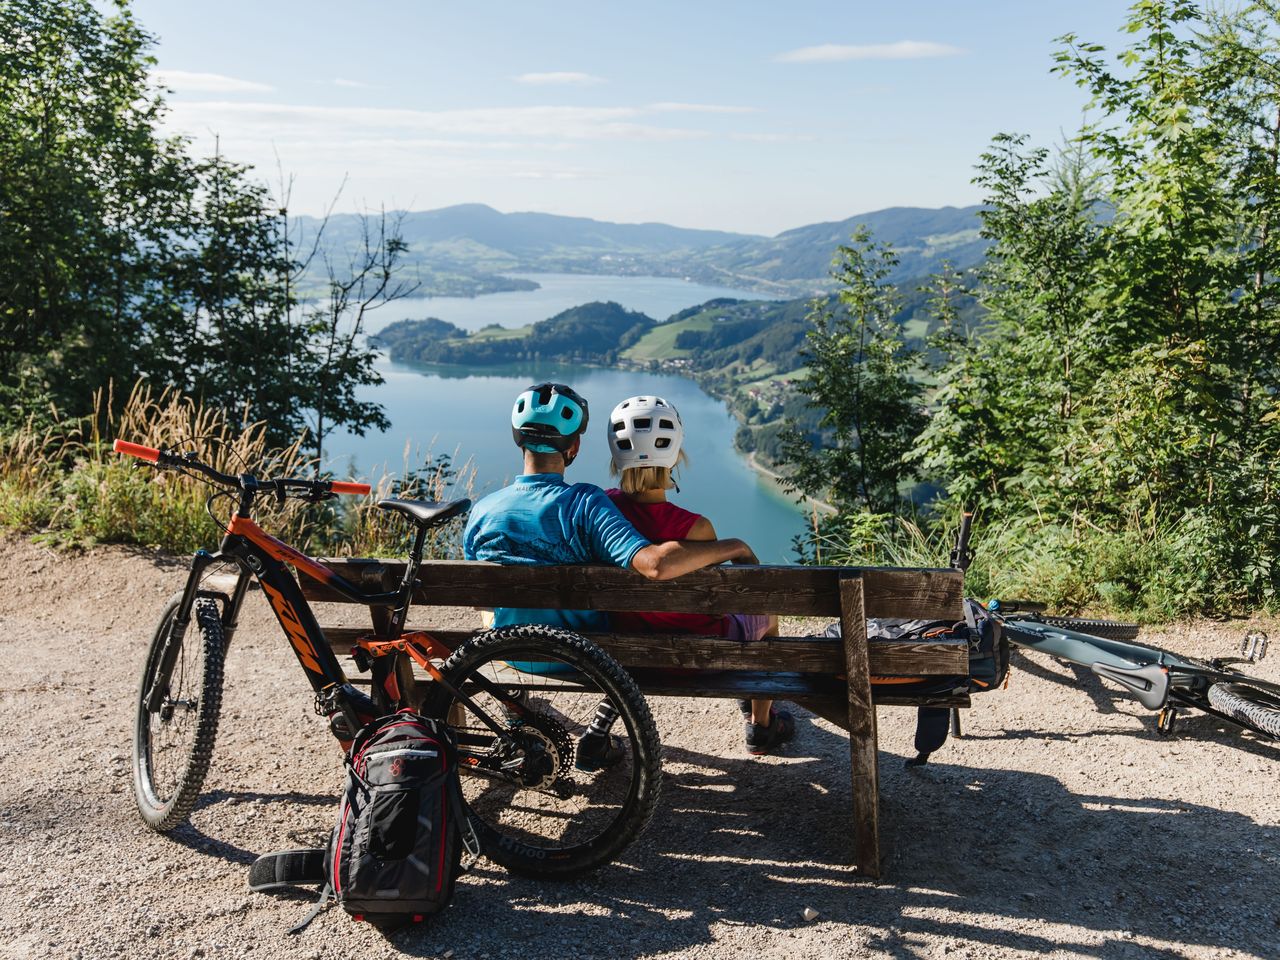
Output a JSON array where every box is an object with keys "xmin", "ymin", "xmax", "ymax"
[{"xmin": 212, "ymin": 714, "xmax": 1277, "ymax": 959}]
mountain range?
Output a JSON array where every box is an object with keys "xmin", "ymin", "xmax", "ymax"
[{"xmin": 298, "ymin": 202, "xmax": 986, "ymax": 298}]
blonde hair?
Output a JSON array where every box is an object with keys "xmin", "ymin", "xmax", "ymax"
[{"xmin": 609, "ymin": 450, "xmax": 688, "ymax": 493}]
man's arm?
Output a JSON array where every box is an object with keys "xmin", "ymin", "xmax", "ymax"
[{"xmin": 629, "ymin": 537, "xmax": 755, "ymax": 581}]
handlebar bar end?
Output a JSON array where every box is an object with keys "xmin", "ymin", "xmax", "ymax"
[
  {"xmin": 330, "ymin": 481, "xmax": 372, "ymax": 496},
  {"xmin": 113, "ymin": 439, "xmax": 161, "ymax": 463}
]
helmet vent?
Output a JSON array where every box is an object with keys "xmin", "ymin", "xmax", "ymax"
[
  {"xmin": 659, "ymin": 419, "xmax": 674, "ymax": 430},
  {"xmin": 561, "ymin": 407, "xmax": 573, "ymax": 419},
  {"xmin": 516, "ymin": 399, "xmax": 525, "ymax": 413},
  {"xmin": 616, "ymin": 439, "xmax": 632, "ymax": 450},
  {"xmin": 612, "ymin": 421, "xmax": 625, "ymax": 433},
  {"xmin": 633, "ymin": 417, "xmax": 651, "ymax": 430},
  {"xmin": 655, "ymin": 438, "xmax": 671, "ymax": 449}
]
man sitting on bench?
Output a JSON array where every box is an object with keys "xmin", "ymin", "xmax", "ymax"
[{"xmin": 463, "ymin": 381, "xmax": 756, "ymax": 770}]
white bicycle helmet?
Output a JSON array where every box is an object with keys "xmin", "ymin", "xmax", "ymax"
[{"xmin": 607, "ymin": 395, "xmax": 684, "ymax": 470}]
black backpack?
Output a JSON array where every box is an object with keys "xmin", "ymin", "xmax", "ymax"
[
  {"xmin": 249, "ymin": 710, "xmax": 481, "ymax": 933},
  {"xmin": 818, "ymin": 600, "xmax": 1009, "ymax": 765}
]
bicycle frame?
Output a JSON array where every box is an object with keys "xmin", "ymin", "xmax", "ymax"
[
  {"xmin": 158, "ymin": 507, "xmax": 533, "ymax": 748},
  {"xmin": 1002, "ymin": 617, "xmax": 1280, "ymax": 733}
]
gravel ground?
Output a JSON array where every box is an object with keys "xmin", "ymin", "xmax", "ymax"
[{"xmin": 0, "ymin": 535, "xmax": 1277, "ymax": 960}]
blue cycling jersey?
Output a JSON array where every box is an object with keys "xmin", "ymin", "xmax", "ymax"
[{"xmin": 463, "ymin": 473, "xmax": 650, "ymax": 631}]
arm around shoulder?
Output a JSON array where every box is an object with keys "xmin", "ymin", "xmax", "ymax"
[{"xmin": 630, "ymin": 537, "xmax": 752, "ymax": 581}]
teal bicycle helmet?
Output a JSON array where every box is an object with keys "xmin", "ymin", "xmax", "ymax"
[{"xmin": 511, "ymin": 382, "xmax": 590, "ymax": 457}]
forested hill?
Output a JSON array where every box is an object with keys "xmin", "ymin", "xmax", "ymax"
[
  {"xmin": 372, "ymin": 301, "xmax": 655, "ymax": 365},
  {"xmin": 299, "ymin": 203, "xmax": 985, "ymax": 297}
]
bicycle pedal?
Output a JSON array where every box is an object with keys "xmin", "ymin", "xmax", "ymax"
[{"xmin": 1241, "ymin": 631, "xmax": 1268, "ymax": 663}]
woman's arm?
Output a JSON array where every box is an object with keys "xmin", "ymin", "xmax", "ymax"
[
  {"xmin": 686, "ymin": 516, "xmax": 758, "ymax": 563},
  {"xmin": 685, "ymin": 516, "xmax": 716, "ymax": 541}
]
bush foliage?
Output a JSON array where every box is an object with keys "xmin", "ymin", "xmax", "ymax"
[
  {"xmin": 0, "ymin": 383, "xmax": 472, "ymax": 559},
  {"xmin": 785, "ymin": 1, "xmax": 1280, "ymax": 619}
]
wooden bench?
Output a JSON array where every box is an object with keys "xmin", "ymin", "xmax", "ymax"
[{"xmin": 302, "ymin": 559, "xmax": 967, "ymax": 879}]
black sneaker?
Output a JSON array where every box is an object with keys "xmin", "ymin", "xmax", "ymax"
[
  {"xmin": 736, "ymin": 699, "xmax": 752, "ymax": 720},
  {"xmin": 744, "ymin": 709, "xmax": 796, "ymax": 756},
  {"xmin": 575, "ymin": 731, "xmax": 626, "ymax": 772}
]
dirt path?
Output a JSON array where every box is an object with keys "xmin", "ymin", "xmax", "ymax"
[{"xmin": 0, "ymin": 535, "xmax": 1276, "ymax": 960}]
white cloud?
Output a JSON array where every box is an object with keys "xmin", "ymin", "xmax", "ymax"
[
  {"xmin": 775, "ymin": 41, "xmax": 964, "ymax": 63},
  {"xmin": 648, "ymin": 102, "xmax": 756, "ymax": 115},
  {"xmin": 153, "ymin": 69, "xmax": 273, "ymax": 93},
  {"xmin": 165, "ymin": 101, "xmax": 708, "ymax": 143},
  {"xmin": 333, "ymin": 78, "xmax": 376, "ymax": 89},
  {"xmin": 514, "ymin": 71, "xmax": 605, "ymax": 85}
]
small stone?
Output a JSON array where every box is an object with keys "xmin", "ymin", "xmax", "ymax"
[
  {"xmin": 443, "ymin": 951, "xmax": 455, "ymax": 959},
  {"xmin": 802, "ymin": 907, "xmax": 819, "ymax": 922}
]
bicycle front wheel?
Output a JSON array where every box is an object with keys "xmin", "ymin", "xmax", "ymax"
[
  {"xmin": 133, "ymin": 595, "xmax": 226, "ymax": 831},
  {"xmin": 1041, "ymin": 616, "xmax": 1140, "ymax": 641},
  {"xmin": 424, "ymin": 625, "xmax": 662, "ymax": 879},
  {"xmin": 1208, "ymin": 682, "xmax": 1280, "ymax": 740}
]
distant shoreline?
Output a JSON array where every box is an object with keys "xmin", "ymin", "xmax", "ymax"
[{"xmin": 745, "ymin": 451, "xmax": 836, "ymax": 517}]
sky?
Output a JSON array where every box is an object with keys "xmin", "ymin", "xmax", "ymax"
[{"xmin": 128, "ymin": 0, "xmax": 1134, "ymax": 236}]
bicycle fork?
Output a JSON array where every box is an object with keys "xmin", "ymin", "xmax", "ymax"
[{"xmin": 143, "ymin": 550, "xmax": 222, "ymax": 713}]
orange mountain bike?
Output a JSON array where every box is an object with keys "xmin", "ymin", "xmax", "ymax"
[{"xmin": 115, "ymin": 440, "xmax": 661, "ymax": 878}]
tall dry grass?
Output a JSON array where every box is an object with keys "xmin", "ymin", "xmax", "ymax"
[{"xmin": 0, "ymin": 382, "xmax": 472, "ymax": 559}]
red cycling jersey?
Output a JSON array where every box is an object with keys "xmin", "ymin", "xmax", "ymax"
[{"xmin": 605, "ymin": 489, "xmax": 730, "ymax": 636}]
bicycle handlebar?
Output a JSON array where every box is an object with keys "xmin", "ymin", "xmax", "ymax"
[
  {"xmin": 112, "ymin": 438, "xmax": 371, "ymax": 499},
  {"xmin": 950, "ymin": 510, "xmax": 974, "ymax": 572}
]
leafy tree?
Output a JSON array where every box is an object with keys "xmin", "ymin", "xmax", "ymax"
[
  {"xmin": 0, "ymin": 0, "xmax": 190, "ymax": 417},
  {"xmin": 779, "ymin": 229, "xmax": 925, "ymax": 515},
  {"xmin": 913, "ymin": 0, "xmax": 1280, "ymax": 612},
  {"xmin": 0, "ymin": 0, "xmax": 402, "ymax": 462}
]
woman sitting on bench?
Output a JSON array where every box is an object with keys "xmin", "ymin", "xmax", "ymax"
[{"xmin": 604, "ymin": 395, "xmax": 797, "ymax": 755}]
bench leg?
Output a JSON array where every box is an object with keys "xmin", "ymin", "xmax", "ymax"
[{"xmin": 840, "ymin": 577, "xmax": 880, "ymax": 879}]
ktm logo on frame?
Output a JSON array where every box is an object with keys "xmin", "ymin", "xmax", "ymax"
[{"xmin": 261, "ymin": 581, "xmax": 322, "ymax": 673}]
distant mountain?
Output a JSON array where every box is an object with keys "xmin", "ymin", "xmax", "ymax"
[
  {"xmin": 297, "ymin": 202, "xmax": 986, "ymax": 298},
  {"xmin": 696, "ymin": 205, "xmax": 986, "ymax": 285},
  {"xmin": 297, "ymin": 203, "xmax": 754, "ymax": 276}
]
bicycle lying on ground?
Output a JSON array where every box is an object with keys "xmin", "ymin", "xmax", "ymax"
[
  {"xmin": 115, "ymin": 440, "xmax": 661, "ymax": 878},
  {"xmin": 991, "ymin": 602, "xmax": 1277, "ymax": 741},
  {"xmin": 948, "ymin": 515, "xmax": 1279, "ymax": 743}
]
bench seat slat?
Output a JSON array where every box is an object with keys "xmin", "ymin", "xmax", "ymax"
[
  {"xmin": 323, "ymin": 627, "xmax": 968, "ymax": 676},
  {"xmin": 307, "ymin": 560, "xmax": 963, "ymax": 621}
]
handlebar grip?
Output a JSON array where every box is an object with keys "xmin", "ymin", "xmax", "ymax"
[
  {"xmin": 113, "ymin": 439, "xmax": 160, "ymax": 462},
  {"xmin": 330, "ymin": 481, "xmax": 371, "ymax": 496}
]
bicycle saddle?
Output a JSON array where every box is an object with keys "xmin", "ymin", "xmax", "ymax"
[{"xmin": 376, "ymin": 497, "xmax": 471, "ymax": 528}]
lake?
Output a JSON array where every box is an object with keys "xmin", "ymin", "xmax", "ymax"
[
  {"xmin": 363, "ymin": 272, "xmax": 779, "ymax": 333},
  {"xmin": 334, "ymin": 275, "xmax": 808, "ymax": 562}
]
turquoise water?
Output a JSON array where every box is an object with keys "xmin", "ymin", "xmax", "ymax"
[
  {"xmin": 334, "ymin": 275, "xmax": 807, "ymax": 562},
  {"xmin": 364, "ymin": 272, "xmax": 776, "ymax": 333}
]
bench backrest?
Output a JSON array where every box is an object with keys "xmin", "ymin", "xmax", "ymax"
[
  {"xmin": 300, "ymin": 560, "xmax": 968, "ymax": 683},
  {"xmin": 304, "ymin": 559, "xmax": 963, "ymax": 620}
]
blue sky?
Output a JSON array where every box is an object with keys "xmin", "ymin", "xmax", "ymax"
[{"xmin": 130, "ymin": 0, "xmax": 1133, "ymax": 235}]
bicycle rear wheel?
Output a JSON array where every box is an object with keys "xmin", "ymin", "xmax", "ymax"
[
  {"xmin": 133, "ymin": 595, "xmax": 226, "ymax": 831},
  {"xmin": 1041, "ymin": 616, "xmax": 1140, "ymax": 641},
  {"xmin": 424, "ymin": 625, "xmax": 661, "ymax": 879},
  {"xmin": 1208, "ymin": 682, "xmax": 1280, "ymax": 739}
]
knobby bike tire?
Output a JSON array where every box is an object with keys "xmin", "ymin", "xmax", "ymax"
[
  {"xmin": 1040, "ymin": 616, "xmax": 1141, "ymax": 641},
  {"xmin": 132, "ymin": 595, "xmax": 226, "ymax": 831},
  {"xmin": 424, "ymin": 624, "xmax": 662, "ymax": 879},
  {"xmin": 1207, "ymin": 682, "xmax": 1280, "ymax": 740}
]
